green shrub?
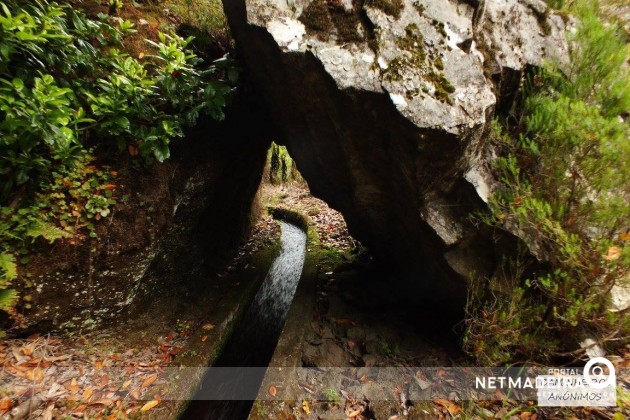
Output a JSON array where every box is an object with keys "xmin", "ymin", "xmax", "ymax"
[
  {"xmin": 0, "ymin": 0, "xmax": 236, "ymax": 318},
  {"xmin": 464, "ymin": 1, "xmax": 629, "ymax": 364},
  {"xmin": 0, "ymin": 0, "xmax": 235, "ymax": 198}
]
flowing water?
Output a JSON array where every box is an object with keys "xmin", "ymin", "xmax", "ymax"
[{"xmin": 182, "ymin": 221, "xmax": 307, "ymax": 419}]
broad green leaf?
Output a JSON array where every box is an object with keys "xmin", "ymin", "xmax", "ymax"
[{"xmin": 153, "ymin": 143, "xmax": 170, "ymax": 162}]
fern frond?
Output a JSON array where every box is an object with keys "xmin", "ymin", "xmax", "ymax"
[
  {"xmin": 27, "ymin": 221, "xmax": 71, "ymax": 243},
  {"xmin": 0, "ymin": 288, "xmax": 18, "ymax": 312},
  {"xmin": 0, "ymin": 253, "xmax": 17, "ymax": 288}
]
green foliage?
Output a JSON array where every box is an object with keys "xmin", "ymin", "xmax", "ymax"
[
  {"xmin": 0, "ymin": 0, "xmax": 235, "ymax": 198},
  {"xmin": 0, "ymin": 253, "xmax": 18, "ymax": 312},
  {"xmin": 323, "ymin": 388, "xmax": 340, "ymax": 404},
  {"xmin": 108, "ymin": 0, "xmax": 124, "ymax": 13},
  {"xmin": 0, "ymin": 0, "xmax": 236, "ymax": 317},
  {"xmin": 0, "ymin": 152, "xmax": 118, "ymax": 308},
  {"xmin": 165, "ymin": 0, "xmax": 228, "ymax": 36},
  {"xmin": 465, "ymin": 1, "xmax": 629, "ymax": 364}
]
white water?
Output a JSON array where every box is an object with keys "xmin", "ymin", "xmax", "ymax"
[
  {"xmin": 183, "ymin": 221, "xmax": 307, "ymax": 419},
  {"xmin": 249, "ymin": 221, "xmax": 306, "ymax": 324}
]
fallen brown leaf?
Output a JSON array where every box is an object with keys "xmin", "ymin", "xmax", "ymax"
[
  {"xmin": 90, "ymin": 399, "xmax": 114, "ymax": 407},
  {"xmin": 73, "ymin": 404, "xmax": 87, "ymax": 414},
  {"xmin": 434, "ymin": 399, "xmax": 461, "ymax": 416},
  {"xmin": 140, "ymin": 400, "xmax": 159, "ymax": 411},
  {"xmin": 346, "ymin": 408, "xmax": 363, "ymax": 417},
  {"xmin": 42, "ymin": 403, "xmax": 54, "ymax": 420},
  {"xmin": 142, "ymin": 373, "xmax": 158, "ymax": 388},
  {"xmin": 0, "ymin": 398, "xmax": 12, "ymax": 411},
  {"xmin": 268, "ymin": 386, "xmax": 277, "ymax": 397},
  {"xmin": 28, "ymin": 367, "xmax": 44, "ymax": 383}
]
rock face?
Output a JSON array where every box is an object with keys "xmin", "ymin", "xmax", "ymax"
[
  {"xmin": 16, "ymin": 93, "xmax": 271, "ymax": 333},
  {"xmin": 223, "ymin": 0, "xmax": 568, "ymax": 306}
]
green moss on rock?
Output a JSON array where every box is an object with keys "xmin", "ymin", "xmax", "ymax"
[
  {"xmin": 431, "ymin": 19, "xmax": 447, "ymax": 38},
  {"xmin": 299, "ymin": 0, "xmax": 366, "ymax": 43},
  {"xmin": 383, "ymin": 23, "xmax": 455, "ymax": 104},
  {"xmin": 383, "ymin": 23, "xmax": 426, "ymax": 81},
  {"xmin": 426, "ymin": 70, "xmax": 455, "ymax": 104},
  {"xmin": 300, "ymin": 0, "xmax": 334, "ymax": 34},
  {"xmin": 268, "ymin": 207, "xmax": 309, "ymax": 232},
  {"xmin": 366, "ymin": 0, "xmax": 404, "ymax": 19},
  {"xmin": 412, "ymin": 1, "xmax": 425, "ymax": 16}
]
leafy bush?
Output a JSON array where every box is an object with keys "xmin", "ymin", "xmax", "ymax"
[
  {"xmin": 464, "ymin": 1, "xmax": 629, "ymax": 364},
  {"xmin": 0, "ymin": 0, "xmax": 236, "ymax": 317},
  {"xmin": 0, "ymin": 0, "xmax": 234, "ymax": 198}
]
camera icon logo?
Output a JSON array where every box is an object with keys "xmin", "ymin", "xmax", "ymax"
[{"xmin": 583, "ymin": 357, "xmax": 616, "ymax": 390}]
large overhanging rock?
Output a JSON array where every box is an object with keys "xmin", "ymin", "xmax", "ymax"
[{"xmin": 223, "ymin": 0, "xmax": 568, "ymax": 307}]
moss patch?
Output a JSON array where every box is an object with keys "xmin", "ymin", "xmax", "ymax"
[
  {"xmin": 431, "ymin": 18, "xmax": 448, "ymax": 38},
  {"xmin": 384, "ymin": 23, "xmax": 426, "ymax": 82},
  {"xmin": 412, "ymin": 1, "xmax": 425, "ymax": 16},
  {"xmin": 366, "ymin": 0, "xmax": 404, "ymax": 19},
  {"xmin": 383, "ymin": 23, "xmax": 456, "ymax": 104},
  {"xmin": 268, "ymin": 207, "xmax": 309, "ymax": 232},
  {"xmin": 426, "ymin": 70, "xmax": 455, "ymax": 104},
  {"xmin": 300, "ymin": 0, "xmax": 334, "ymax": 33},
  {"xmin": 299, "ymin": 0, "xmax": 366, "ymax": 43}
]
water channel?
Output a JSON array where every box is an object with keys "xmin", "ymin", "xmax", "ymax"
[{"xmin": 182, "ymin": 221, "xmax": 307, "ymax": 419}]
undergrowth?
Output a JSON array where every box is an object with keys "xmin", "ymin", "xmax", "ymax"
[
  {"xmin": 0, "ymin": 0, "xmax": 237, "ymax": 321},
  {"xmin": 464, "ymin": 0, "xmax": 629, "ymax": 364}
]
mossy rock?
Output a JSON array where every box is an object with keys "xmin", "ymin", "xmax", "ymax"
[{"xmin": 267, "ymin": 207, "xmax": 309, "ymax": 232}]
